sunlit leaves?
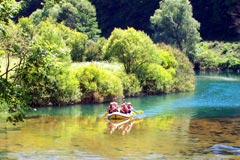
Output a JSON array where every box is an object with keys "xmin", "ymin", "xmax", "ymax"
[
  {"xmin": 194, "ymin": 41, "xmax": 240, "ymax": 72},
  {"xmin": 158, "ymin": 43, "xmax": 195, "ymax": 92},
  {"xmin": 30, "ymin": 0, "xmax": 100, "ymax": 40},
  {"xmin": 0, "ymin": 77, "xmax": 30, "ymax": 125},
  {"xmin": 103, "ymin": 27, "xmax": 158, "ymax": 74},
  {"xmin": 151, "ymin": 0, "xmax": 201, "ymax": 54},
  {"xmin": 0, "ymin": 0, "xmax": 21, "ymax": 37},
  {"xmin": 0, "ymin": 0, "xmax": 21, "ymax": 23},
  {"xmin": 102, "ymin": 27, "xmax": 195, "ymax": 94},
  {"xmin": 75, "ymin": 64, "xmax": 123, "ymax": 103}
]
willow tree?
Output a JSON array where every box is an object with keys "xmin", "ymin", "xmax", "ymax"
[{"xmin": 150, "ymin": 0, "xmax": 201, "ymax": 55}]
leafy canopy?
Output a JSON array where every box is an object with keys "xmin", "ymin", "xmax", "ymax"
[
  {"xmin": 0, "ymin": 0, "xmax": 21, "ymax": 36},
  {"xmin": 103, "ymin": 27, "xmax": 159, "ymax": 74},
  {"xmin": 30, "ymin": 0, "xmax": 100, "ymax": 40},
  {"xmin": 151, "ymin": 0, "xmax": 201, "ymax": 54}
]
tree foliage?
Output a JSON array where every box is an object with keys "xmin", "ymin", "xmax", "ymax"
[
  {"xmin": 17, "ymin": 20, "xmax": 82, "ymax": 106},
  {"xmin": 0, "ymin": 0, "xmax": 21, "ymax": 23},
  {"xmin": 103, "ymin": 27, "xmax": 159, "ymax": 74},
  {"xmin": 117, "ymin": 72, "xmax": 142, "ymax": 97},
  {"xmin": 30, "ymin": 0, "xmax": 100, "ymax": 40},
  {"xmin": 158, "ymin": 43, "xmax": 195, "ymax": 92},
  {"xmin": 75, "ymin": 64, "xmax": 123, "ymax": 103},
  {"xmin": 0, "ymin": 0, "xmax": 21, "ymax": 36},
  {"xmin": 103, "ymin": 28, "xmax": 195, "ymax": 94},
  {"xmin": 150, "ymin": 0, "xmax": 201, "ymax": 54},
  {"xmin": 0, "ymin": 1, "xmax": 29, "ymax": 124},
  {"xmin": 194, "ymin": 41, "xmax": 240, "ymax": 72}
]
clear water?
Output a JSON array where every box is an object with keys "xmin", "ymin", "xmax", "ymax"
[{"xmin": 0, "ymin": 72, "xmax": 240, "ymax": 160}]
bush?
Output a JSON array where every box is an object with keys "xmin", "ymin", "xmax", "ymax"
[
  {"xmin": 158, "ymin": 43, "xmax": 195, "ymax": 92},
  {"xmin": 139, "ymin": 63, "xmax": 174, "ymax": 94},
  {"xmin": 85, "ymin": 37, "xmax": 107, "ymax": 61},
  {"xmin": 194, "ymin": 41, "xmax": 240, "ymax": 72},
  {"xmin": 75, "ymin": 64, "xmax": 123, "ymax": 103},
  {"xmin": 118, "ymin": 73, "xmax": 142, "ymax": 97}
]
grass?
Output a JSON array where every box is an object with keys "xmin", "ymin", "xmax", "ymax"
[{"xmin": 71, "ymin": 61, "xmax": 124, "ymax": 72}]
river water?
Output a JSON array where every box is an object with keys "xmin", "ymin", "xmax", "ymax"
[{"xmin": 0, "ymin": 72, "xmax": 240, "ymax": 159}]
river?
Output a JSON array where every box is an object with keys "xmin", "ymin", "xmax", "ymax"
[{"xmin": 0, "ymin": 72, "xmax": 240, "ymax": 159}]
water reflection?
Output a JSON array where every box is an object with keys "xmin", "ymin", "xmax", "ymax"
[
  {"xmin": 107, "ymin": 118, "xmax": 143, "ymax": 135},
  {"xmin": 1, "ymin": 114, "xmax": 240, "ymax": 159}
]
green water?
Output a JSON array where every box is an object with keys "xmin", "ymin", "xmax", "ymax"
[{"xmin": 1, "ymin": 72, "xmax": 240, "ymax": 159}]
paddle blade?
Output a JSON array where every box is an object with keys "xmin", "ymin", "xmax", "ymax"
[
  {"xmin": 101, "ymin": 112, "xmax": 108, "ymax": 119},
  {"xmin": 136, "ymin": 110, "xmax": 144, "ymax": 114}
]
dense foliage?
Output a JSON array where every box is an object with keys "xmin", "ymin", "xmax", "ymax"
[
  {"xmin": 158, "ymin": 43, "xmax": 195, "ymax": 92},
  {"xmin": 194, "ymin": 41, "xmax": 240, "ymax": 72},
  {"xmin": 103, "ymin": 28, "xmax": 195, "ymax": 94},
  {"xmin": 150, "ymin": 0, "xmax": 201, "ymax": 55},
  {"xmin": 0, "ymin": 0, "xmax": 28, "ymax": 124},
  {"xmin": 90, "ymin": 0, "xmax": 239, "ymax": 41},
  {"xmin": 103, "ymin": 28, "xmax": 159, "ymax": 74},
  {"xmin": 0, "ymin": 0, "xmax": 21, "ymax": 35},
  {"xmin": 30, "ymin": 0, "xmax": 100, "ymax": 40},
  {"xmin": 75, "ymin": 64, "xmax": 123, "ymax": 103}
]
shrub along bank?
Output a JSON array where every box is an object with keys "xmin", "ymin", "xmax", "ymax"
[{"xmin": 194, "ymin": 41, "xmax": 240, "ymax": 72}]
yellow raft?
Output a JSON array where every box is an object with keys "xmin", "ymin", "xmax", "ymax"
[{"xmin": 107, "ymin": 112, "xmax": 133, "ymax": 120}]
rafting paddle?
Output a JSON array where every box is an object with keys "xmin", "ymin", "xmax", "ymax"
[
  {"xmin": 101, "ymin": 111, "xmax": 108, "ymax": 119},
  {"xmin": 133, "ymin": 110, "xmax": 144, "ymax": 114}
]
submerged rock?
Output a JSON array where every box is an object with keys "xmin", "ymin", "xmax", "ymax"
[{"xmin": 210, "ymin": 144, "xmax": 240, "ymax": 155}]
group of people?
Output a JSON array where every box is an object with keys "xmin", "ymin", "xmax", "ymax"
[{"xmin": 107, "ymin": 99, "xmax": 134, "ymax": 114}]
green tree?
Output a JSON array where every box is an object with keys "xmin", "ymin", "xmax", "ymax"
[
  {"xmin": 18, "ymin": 20, "xmax": 82, "ymax": 106},
  {"xmin": 150, "ymin": 0, "xmax": 201, "ymax": 55},
  {"xmin": 30, "ymin": 0, "xmax": 100, "ymax": 40},
  {"xmin": 139, "ymin": 63, "xmax": 175, "ymax": 94},
  {"xmin": 118, "ymin": 73, "xmax": 142, "ymax": 97},
  {"xmin": 0, "ymin": 0, "xmax": 21, "ymax": 35},
  {"xmin": 0, "ymin": 1, "xmax": 29, "ymax": 124},
  {"xmin": 103, "ymin": 27, "xmax": 159, "ymax": 74},
  {"xmin": 84, "ymin": 37, "xmax": 107, "ymax": 61},
  {"xmin": 102, "ymin": 28, "xmax": 192, "ymax": 94},
  {"xmin": 194, "ymin": 41, "xmax": 240, "ymax": 72}
]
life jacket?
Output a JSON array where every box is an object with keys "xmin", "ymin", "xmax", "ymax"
[
  {"xmin": 127, "ymin": 104, "xmax": 133, "ymax": 110},
  {"xmin": 108, "ymin": 103, "xmax": 117, "ymax": 113},
  {"xmin": 120, "ymin": 104, "xmax": 129, "ymax": 113}
]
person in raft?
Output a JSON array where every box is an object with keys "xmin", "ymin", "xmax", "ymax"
[
  {"xmin": 120, "ymin": 102, "xmax": 134, "ymax": 114},
  {"xmin": 107, "ymin": 102, "xmax": 118, "ymax": 113}
]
